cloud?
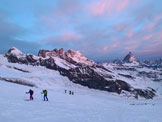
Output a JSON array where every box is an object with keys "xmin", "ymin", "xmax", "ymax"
[
  {"xmin": 56, "ymin": 0, "xmax": 81, "ymax": 15},
  {"xmin": 0, "ymin": 0, "xmax": 161, "ymax": 61},
  {"xmin": 103, "ymin": 46, "xmax": 108, "ymax": 51},
  {"xmin": 86, "ymin": 0, "xmax": 137, "ymax": 17},
  {"xmin": 35, "ymin": 0, "xmax": 82, "ymax": 30},
  {"xmin": 0, "ymin": 38, "xmax": 41, "ymax": 55},
  {"xmin": 45, "ymin": 31, "xmax": 82, "ymax": 44},
  {"xmin": 0, "ymin": 9, "xmax": 41, "ymax": 54}
]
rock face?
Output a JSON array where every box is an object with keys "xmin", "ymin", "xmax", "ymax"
[
  {"xmin": 113, "ymin": 58, "xmax": 122, "ymax": 64},
  {"xmin": 5, "ymin": 47, "xmax": 39, "ymax": 65},
  {"xmin": 123, "ymin": 52, "xmax": 139, "ymax": 63},
  {"xmin": 38, "ymin": 48, "xmax": 95, "ymax": 66},
  {"xmin": 5, "ymin": 47, "xmax": 156, "ymax": 99}
]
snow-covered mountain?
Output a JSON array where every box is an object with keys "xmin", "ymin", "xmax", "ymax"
[
  {"xmin": 123, "ymin": 52, "xmax": 139, "ymax": 63},
  {"xmin": 143, "ymin": 58, "xmax": 162, "ymax": 68},
  {"xmin": 1, "ymin": 47, "xmax": 162, "ymax": 99},
  {"xmin": 38, "ymin": 48, "xmax": 95, "ymax": 67}
]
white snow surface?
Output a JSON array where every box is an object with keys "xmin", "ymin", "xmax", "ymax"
[
  {"xmin": 123, "ymin": 61, "xmax": 140, "ymax": 66},
  {"xmin": 1, "ymin": 80, "xmax": 162, "ymax": 122},
  {"xmin": 129, "ymin": 55, "xmax": 138, "ymax": 62},
  {"xmin": 53, "ymin": 57, "xmax": 77, "ymax": 70},
  {"xmin": 101, "ymin": 62, "xmax": 162, "ymax": 94},
  {"xmin": 0, "ymin": 55, "xmax": 162, "ymax": 122},
  {"xmin": 7, "ymin": 47, "xmax": 25, "ymax": 58},
  {"xmin": 65, "ymin": 50, "xmax": 95, "ymax": 66}
]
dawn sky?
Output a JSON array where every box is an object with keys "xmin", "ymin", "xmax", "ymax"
[{"xmin": 0, "ymin": 0, "xmax": 161, "ymax": 61}]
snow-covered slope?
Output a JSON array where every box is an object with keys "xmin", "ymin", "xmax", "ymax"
[
  {"xmin": 0, "ymin": 54, "xmax": 80, "ymax": 90},
  {"xmin": 101, "ymin": 62, "xmax": 162, "ymax": 95},
  {"xmin": 1, "ymin": 47, "xmax": 162, "ymax": 122},
  {"xmin": 1, "ymin": 47, "xmax": 162, "ymax": 99},
  {"xmin": 5, "ymin": 47, "xmax": 25, "ymax": 58},
  {"xmin": 1, "ymin": 80, "xmax": 162, "ymax": 122}
]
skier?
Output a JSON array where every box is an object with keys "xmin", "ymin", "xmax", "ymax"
[
  {"xmin": 41, "ymin": 90, "xmax": 48, "ymax": 101},
  {"xmin": 26, "ymin": 89, "xmax": 34, "ymax": 100},
  {"xmin": 69, "ymin": 90, "xmax": 72, "ymax": 95}
]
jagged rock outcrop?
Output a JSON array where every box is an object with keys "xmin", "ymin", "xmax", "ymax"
[
  {"xmin": 133, "ymin": 88, "xmax": 156, "ymax": 99},
  {"xmin": 38, "ymin": 48, "xmax": 95, "ymax": 66}
]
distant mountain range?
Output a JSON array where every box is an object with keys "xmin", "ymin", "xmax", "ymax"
[{"xmin": 1, "ymin": 47, "xmax": 162, "ymax": 99}]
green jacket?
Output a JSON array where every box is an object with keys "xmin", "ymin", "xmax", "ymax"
[{"xmin": 43, "ymin": 90, "xmax": 47, "ymax": 95}]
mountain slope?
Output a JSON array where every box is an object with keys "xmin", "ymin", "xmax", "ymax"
[
  {"xmin": 1, "ymin": 80, "xmax": 162, "ymax": 122},
  {"xmin": 1, "ymin": 47, "xmax": 162, "ymax": 99}
]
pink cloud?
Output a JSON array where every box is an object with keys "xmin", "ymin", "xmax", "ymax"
[
  {"xmin": 56, "ymin": 0, "xmax": 81, "ymax": 16},
  {"xmin": 143, "ymin": 34, "xmax": 152, "ymax": 40},
  {"xmin": 45, "ymin": 31, "xmax": 82, "ymax": 44},
  {"xmin": 87, "ymin": 0, "xmax": 137, "ymax": 17},
  {"xmin": 87, "ymin": 1, "xmax": 112, "ymax": 16},
  {"xmin": 60, "ymin": 32, "xmax": 81, "ymax": 41},
  {"xmin": 140, "ymin": 39, "xmax": 162, "ymax": 57},
  {"xmin": 124, "ymin": 40, "xmax": 141, "ymax": 51},
  {"xmin": 112, "ymin": 43, "xmax": 119, "ymax": 48},
  {"xmin": 103, "ymin": 46, "xmax": 108, "ymax": 51},
  {"xmin": 116, "ymin": 0, "xmax": 129, "ymax": 12},
  {"xmin": 127, "ymin": 32, "xmax": 134, "ymax": 38},
  {"xmin": 115, "ymin": 24, "xmax": 126, "ymax": 31},
  {"xmin": 145, "ymin": 14, "xmax": 162, "ymax": 31}
]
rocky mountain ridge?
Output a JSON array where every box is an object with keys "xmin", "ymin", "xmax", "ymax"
[{"xmin": 3, "ymin": 47, "xmax": 162, "ymax": 99}]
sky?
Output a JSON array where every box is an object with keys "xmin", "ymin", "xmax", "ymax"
[{"xmin": 0, "ymin": 0, "xmax": 161, "ymax": 61}]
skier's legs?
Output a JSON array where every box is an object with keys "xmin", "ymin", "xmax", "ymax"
[
  {"xmin": 30, "ymin": 95, "xmax": 32, "ymax": 100},
  {"xmin": 46, "ymin": 95, "xmax": 48, "ymax": 101},
  {"xmin": 44, "ymin": 95, "xmax": 48, "ymax": 101}
]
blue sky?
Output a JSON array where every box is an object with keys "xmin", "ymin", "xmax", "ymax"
[{"xmin": 0, "ymin": 0, "xmax": 162, "ymax": 61}]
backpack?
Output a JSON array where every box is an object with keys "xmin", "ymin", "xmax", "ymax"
[
  {"xmin": 43, "ymin": 90, "xmax": 47, "ymax": 95},
  {"xmin": 31, "ymin": 90, "xmax": 34, "ymax": 95}
]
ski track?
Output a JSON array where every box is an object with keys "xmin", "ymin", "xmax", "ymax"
[{"xmin": 0, "ymin": 81, "xmax": 162, "ymax": 122}]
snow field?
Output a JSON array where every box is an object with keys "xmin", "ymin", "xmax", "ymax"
[{"xmin": 0, "ymin": 81, "xmax": 162, "ymax": 122}]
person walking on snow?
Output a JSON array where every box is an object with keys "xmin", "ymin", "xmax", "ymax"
[
  {"xmin": 41, "ymin": 90, "xmax": 48, "ymax": 101},
  {"xmin": 26, "ymin": 89, "xmax": 34, "ymax": 100}
]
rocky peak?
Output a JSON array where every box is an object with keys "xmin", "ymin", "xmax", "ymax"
[
  {"xmin": 113, "ymin": 58, "xmax": 122, "ymax": 64},
  {"xmin": 38, "ymin": 48, "xmax": 95, "ymax": 66},
  {"xmin": 5, "ymin": 47, "xmax": 24, "ymax": 57},
  {"xmin": 123, "ymin": 52, "xmax": 139, "ymax": 63},
  {"xmin": 38, "ymin": 48, "xmax": 64, "ymax": 58}
]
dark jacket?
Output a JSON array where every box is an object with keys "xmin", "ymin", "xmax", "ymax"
[{"xmin": 27, "ymin": 89, "xmax": 34, "ymax": 95}]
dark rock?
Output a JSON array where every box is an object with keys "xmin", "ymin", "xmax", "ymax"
[
  {"xmin": 113, "ymin": 58, "xmax": 122, "ymax": 64},
  {"xmin": 133, "ymin": 88, "xmax": 156, "ymax": 99},
  {"xmin": 118, "ymin": 73, "xmax": 136, "ymax": 79}
]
